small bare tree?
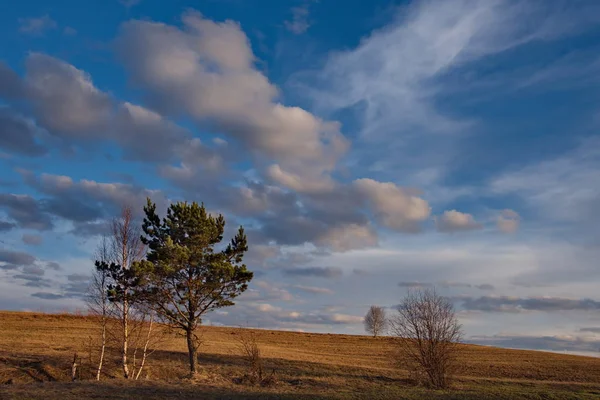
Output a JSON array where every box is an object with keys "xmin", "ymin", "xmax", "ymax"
[
  {"xmin": 390, "ymin": 288, "xmax": 462, "ymax": 389},
  {"xmin": 364, "ymin": 305, "xmax": 387, "ymax": 337}
]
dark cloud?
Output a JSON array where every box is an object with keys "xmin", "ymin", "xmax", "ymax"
[
  {"xmin": 0, "ymin": 249, "xmax": 36, "ymax": 265},
  {"xmin": 470, "ymin": 335, "xmax": 600, "ymax": 354},
  {"xmin": 67, "ymin": 273, "xmax": 90, "ymax": 283},
  {"xmin": 440, "ymin": 281, "xmax": 495, "ymax": 290},
  {"xmin": 398, "ymin": 281, "xmax": 433, "ymax": 288},
  {"xmin": 242, "ymin": 282, "xmax": 293, "ymax": 303},
  {"xmin": 260, "ymin": 216, "xmax": 323, "ymax": 246},
  {"xmin": 580, "ymin": 327, "xmax": 600, "ymax": 333},
  {"xmin": 31, "ymin": 292, "xmax": 65, "ymax": 300},
  {"xmin": 283, "ymin": 266, "xmax": 343, "ymax": 279},
  {"xmin": 0, "ymin": 221, "xmax": 16, "ymax": 232},
  {"xmin": 14, "ymin": 274, "xmax": 50, "ymax": 288},
  {"xmin": 46, "ymin": 261, "xmax": 61, "ymax": 271},
  {"xmin": 62, "ymin": 280, "xmax": 90, "ymax": 298},
  {"xmin": 70, "ymin": 220, "xmax": 111, "ymax": 237},
  {"xmin": 40, "ymin": 197, "xmax": 102, "ymax": 222},
  {"xmin": 397, "ymin": 281, "xmax": 495, "ymax": 291},
  {"xmin": 22, "ymin": 234, "xmax": 43, "ymax": 246},
  {"xmin": 458, "ymin": 296, "xmax": 600, "ymax": 313},
  {"xmin": 352, "ymin": 268, "xmax": 370, "ymax": 275},
  {"xmin": 0, "ymin": 62, "xmax": 24, "ymax": 99},
  {"xmin": 0, "ymin": 264, "xmax": 19, "ymax": 270},
  {"xmin": 0, "ymin": 108, "xmax": 48, "ymax": 156},
  {"xmin": 28, "ymin": 274, "xmax": 90, "ymax": 300},
  {"xmin": 476, "ymin": 284, "xmax": 495, "ymax": 291},
  {"xmin": 22, "ymin": 265, "xmax": 44, "ymax": 276},
  {"xmin": 0, "ymin": 193, "xmax": 54, "ymax": 230},
  {"xmin": 19, "ymin": 171, "xmax": 168, "ymax": 230}
]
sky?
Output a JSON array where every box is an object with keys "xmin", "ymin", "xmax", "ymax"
[{"xmin": 1, "ymin": 0, "xmax": 600, "ymax": 356}]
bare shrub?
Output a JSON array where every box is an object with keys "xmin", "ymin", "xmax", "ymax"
[
  {"xmin": 364, "ymin": 305, "xmax": 387, "ymax": 337},
  {"xmin": 234, "ymin": 328, "xmax": 276, "ymax": 386},
  {"xmin": 390, "ymin": 288, "xmax": 462, "ymax": 389}
]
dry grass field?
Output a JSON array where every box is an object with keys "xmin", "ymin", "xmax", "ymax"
[{"xmin": 1, "ymin": 311, "xmax": 600, "ymax": 399}]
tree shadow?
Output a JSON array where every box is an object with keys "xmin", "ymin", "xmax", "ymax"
[{"xmin": 4, "ymin": 381, "xmax": 337, "ymax": 399}]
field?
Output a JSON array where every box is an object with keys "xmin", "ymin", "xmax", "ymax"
[{"xmin": 1, "ymin": 311, "xmax": 600, "ymax": 399}]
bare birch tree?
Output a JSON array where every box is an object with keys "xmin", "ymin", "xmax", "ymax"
[
  {"xmin": 364, "ymin": 305, "xmax": 387, "ymax": 337},
  {"xmin": 86, "ymin": 235, "xmax": 111, "ymax": 381},
  {"xmin": 390, "ymin": 288, "xmax": 462, "ymax": 389},
  {"xmin": 93, "ymin": 206, "xmax": 146, "ymax": 379},
  {"xmin": 111, "ymin": 206, "xmax": 145, "ymax": 379}
]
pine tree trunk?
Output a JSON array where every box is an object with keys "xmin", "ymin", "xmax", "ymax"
[{"xmin": 186, "ymin": 327, "xmax": 197, "ymax": 375}]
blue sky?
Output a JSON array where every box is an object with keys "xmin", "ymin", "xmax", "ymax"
[{"xmin": 1, "ymin": 0, "xmax": 600, "ymax": 355}]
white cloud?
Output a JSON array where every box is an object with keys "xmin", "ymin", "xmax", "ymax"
[
  {"xmin": 117, "ymin": 11, "xmax": 348, "ymax": 189},
  {"xmin": 497, "ymin": 209, "xmax": 520, "ymax": 234},
  {"xmin": 26, "ymin": 53, "xmax": 111, "ymax": 135},
  {"xmin": 316, "ymin": 223, "xmax": 378, "ymax": 252},
  {"xmin": 436, "ymin": 210, "xmax": 482, "ymax": 233},
  {"xmin": 353, "ymin": 178, "xmax": 431, "ymax": 232}
]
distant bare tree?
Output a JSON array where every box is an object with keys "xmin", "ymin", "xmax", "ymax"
[
  {"xmin": 364, "ymin": 305, "xmax": 388, "ymax": 337},
  {"xmin": 390, "ymin": 288, "xmax": 462, "ymax": 389}
]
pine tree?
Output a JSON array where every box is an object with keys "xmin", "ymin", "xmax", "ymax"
[{"xmin": 138, "ymin": 199, "xmax": 253, "ymax": 375}]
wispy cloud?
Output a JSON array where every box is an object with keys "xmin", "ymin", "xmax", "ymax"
[
  {"xmin": 18, "ymin": 15, "xmax": 57, "ymax": 36},
  {"xmin": 298, "ymin": 0, "xmax": 600, "ymax": 187},
  {"xmin": 119, "ymin": 0, "xmax": 142, "ymax": 8},
  {"xmin": 285, "ymin": 3, "xmax": 312, "ymax": 34}
]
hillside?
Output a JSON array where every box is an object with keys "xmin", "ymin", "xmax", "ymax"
[{"xmin": 1, "ymin": 311, "xmax": 600, "ymax": 399}]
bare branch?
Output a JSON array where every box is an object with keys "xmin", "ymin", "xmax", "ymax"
[{"xmin": 390, "ymin": 288, "xmax": 462, "ymax": 389}]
